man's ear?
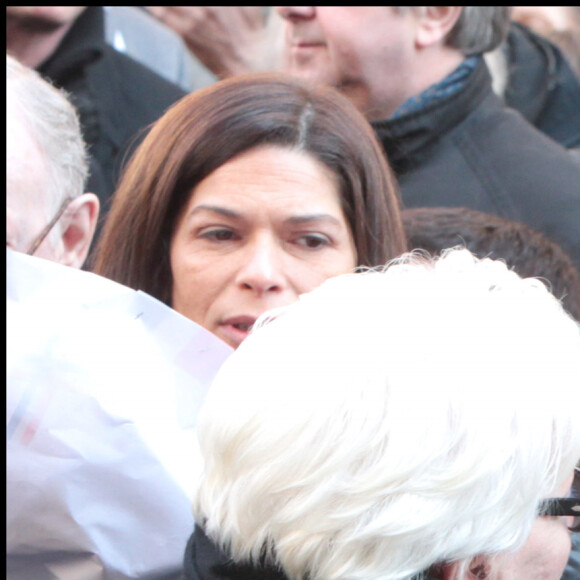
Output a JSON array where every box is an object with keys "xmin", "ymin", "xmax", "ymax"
[
  {"xmin": 60, "ymin": 193, "xmax": 100, "ymax": 269},
  {"xmin": 414, "ymin": 6, "xmax": 463, "ymax": 50},
  {"xmin": 437, "ymin": 555, "xmax": 492, "ymax": 580}
]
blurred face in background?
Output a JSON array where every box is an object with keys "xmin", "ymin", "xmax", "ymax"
[
  {"xmin": 511, "ymin": 6, "xmax": 580, "ymax": 37},
  {"xmin": 6, "ymin": 6, "xmax": 86, "ymax": 29},
  {"xmin": 276, "ymin": 6, "xmax": 417, "ymax": 119},
  {"xmin": 170, "ymin": 145, "xmax": 357, "ymax": 349}
]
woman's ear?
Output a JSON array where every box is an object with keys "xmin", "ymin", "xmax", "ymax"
[
  {"xmin": 59, "ymin": 193, "xmax": 100, "ymax": 269},
  {"xmin": 414, "ymin": 6, "xmax": 463, "ymax": 50}
]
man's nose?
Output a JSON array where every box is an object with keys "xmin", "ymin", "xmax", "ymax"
[{"xmin": 275, "ymin": 6, "xmax": 316, "ymax": 21}]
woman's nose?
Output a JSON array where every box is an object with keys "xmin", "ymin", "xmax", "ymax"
[{"xmin": 236, "ymin": 237, "xmax": 287, "ymax": 294}]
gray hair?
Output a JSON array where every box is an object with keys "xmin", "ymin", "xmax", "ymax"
[
  {"xmin": 399, "ymin": 7, "xmax": 512, "ymax": 55},
  {"xmin": 6, "ymin": 54, "xmax": 89, "ymax": 217}
]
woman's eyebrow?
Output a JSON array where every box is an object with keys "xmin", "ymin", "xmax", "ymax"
[
  {"xmin": 189, "ymin": 205, "xmax": 240, "ymax": 219},
  {"xmin": 285, "ymin": 214, "xmax": 342, "ymax": 226},
  {"xmin": 189, "ymin": 206, "xmax": 341, "ymax": 226}
]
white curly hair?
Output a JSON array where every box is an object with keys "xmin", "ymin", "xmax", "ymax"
[{"xmin": 194, "ymin": 248, "xmax": 580, "ymax": 580}]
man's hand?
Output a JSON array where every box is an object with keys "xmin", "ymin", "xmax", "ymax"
[{"xmin": 146, "ymin": 7, "xmax": 268, "ymax": 78}]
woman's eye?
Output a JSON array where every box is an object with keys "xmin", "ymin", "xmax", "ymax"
[
  {"xmin": 296, "ymin": 234, "xmax": 331, "ymax": 250},
  {"xmin": 200, "ymin": 228, "xmax": 237, "ymax": 242}
]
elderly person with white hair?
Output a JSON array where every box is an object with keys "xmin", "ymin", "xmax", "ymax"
[
  {"xmin": 6, "ymin": 54, "xmax": 99, "ymax": 268},
  {"xmin": 185, "ymin": 248, "xmax": 580, "ymax": 580}
]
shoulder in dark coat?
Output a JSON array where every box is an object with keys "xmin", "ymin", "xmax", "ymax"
[
  {"xmin": 373, "ymin": 58, "xmax": 580, "ymax": 271},
  {"xmin": 503, "ymin": 22, "xmax": 580, "ymax": 149}
]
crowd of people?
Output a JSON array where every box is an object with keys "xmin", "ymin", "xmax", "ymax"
[{"xmin": 6, "ymin": 7, "xmax": 580, "ymax": 580}]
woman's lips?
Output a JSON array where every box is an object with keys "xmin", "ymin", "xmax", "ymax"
[{"xmin": 219, "ymin": 316, "xmax": 257, "ymax": 348}]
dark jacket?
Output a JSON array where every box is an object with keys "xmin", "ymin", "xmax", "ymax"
[
  {"xmin": 38, "ymin": 6, "xmax": 187, "ymax": 214},
  {"xmin": 373, "ymin": 57, "xmax": 580, "ymax": 270},
  {"xmin": 184, "ymin": 525, "xmax": 287, "ymax": 580},
  {"xmin": 183, "ymin": 525, "xmax": 438, "ymax": 580},
  {"xmin": 563, "ymin": 533, "xmax": 580, "ymax": 580},
  {"xmin": 503, "ymin": 22, "xmax": 580, "ymax": 149}
]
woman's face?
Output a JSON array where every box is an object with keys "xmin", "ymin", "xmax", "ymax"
[{"xmin": 170, "ymin": 145, "xmax": 357, "ymax": 349}]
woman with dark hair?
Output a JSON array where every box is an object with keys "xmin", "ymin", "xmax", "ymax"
[{"xmin": 92, "ymin": 72, "xmax": 406, "ymax": 348}]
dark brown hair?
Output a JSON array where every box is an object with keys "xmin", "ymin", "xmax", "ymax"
[{"xmin": 92, "ymin": 72, "xmax": 406, "ymax": 305}]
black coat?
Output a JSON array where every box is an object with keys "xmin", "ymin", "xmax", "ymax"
[
  {"xmin": 183, "ymin": 524, "xmax": 439, "ymax": 580},
  {"xmin": 184, "ymin": 525, "xmax": 287, "ymax": 580},
  {"xmin": 38, "ymin": 6, "xmax": 187, "ymax": 216},
  {"xmin": 503, "ymin": 22, "xmax": 580, "ymax": 149},
  {"xmin": 373, "ymin": 57, "xmax": 580, "ymax": 270}
]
